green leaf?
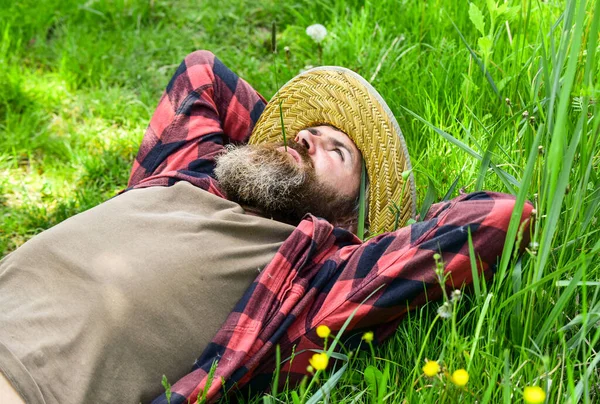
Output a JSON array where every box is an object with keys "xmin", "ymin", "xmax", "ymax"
[
  {"xmin": 495, "ymin": 3, "xmax": 508, "ymax": 16},
  {"xmin": 478, "ymin": 35, "xmax": 493, "ymax": 57},
  {"xmin": 497, "ymin": 4, "xmax": 520, "ymax": 21},
  {"xmin": 488, "ymin": 0, "xmax": 498, "ymax": 15},
  {"xmin": 496, "ymin": 76, "xmax": 511, "ymax": 92},
  {"xmin": 364, "ymin": 365, "xmax": 382, "ymax": 402},
  {"xmin": 469, "ymin": 3, "xmax": 486, "ymax": 35}
]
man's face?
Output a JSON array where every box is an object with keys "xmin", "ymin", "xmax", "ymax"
[
  {"xmin": 287, "ymin": 125, "xmax": 362, "ymax": 200},
  {"xmin": 214, "ymin": 125, "xmax": 363, "ymax": 226}
]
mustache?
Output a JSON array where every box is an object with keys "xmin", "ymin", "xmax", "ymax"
[{"xmin": 270, "ymin": 140, "xmax": 313, "ymax": 167}]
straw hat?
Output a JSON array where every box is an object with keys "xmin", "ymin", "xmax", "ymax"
[{"xmin": 250, "ymin": 66, "xmax": 416, "ymax": 235}]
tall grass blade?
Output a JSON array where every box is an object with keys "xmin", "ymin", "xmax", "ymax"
[
  {"xmin": 271, "ymin": 344, "xmax": 281, "ymax": 398},
  {"xmin": 402, "ymin": 107, "xmax": 519, "ymax": 189},
  {"xmin": 475, "ymin": 124, "xmax": 504, "ymax": 191},
  {"xmin": 481, "ymin": 367, "xmax": 499, "ymax": 404},
  {"xmin": 534, "ymin": 266, "xmax": 583, "ymax": 345},
  {"xmin": 498, "ymin": 251, "xmax": 593, "ymax": 310},
  {"xmin": 536, "ymin": 116, "xmax": 584, "ymax": 282},
  {"xmin": 419, "ymin": 177, "xmax": 436, "ymax": 221},
  {"xmin": 495, "ymin": 123, "xmax": 542, "ymax": 284},
  {"xmin": 573, "ymin": 352, "xmax": 600, "ymax": 403},
  {"xmin": 271, "ymin": 21, "xmax": 277, "ymax": 53},
  {"xmin": 450, "ymin": 19, "xmax": 500, "ymax": 97},
  {"xmin": 510, "ymin": 258, "xmax": 523, "ymax": 342},
  {"xmin": 467, "ymin": 293, "xmax": 493, "ymax": 371},
  {"xmin": 544, "ymin": 2, "xmax": 575, "ymax": 136},
  {"xmin": 502, "ymin": 349, "xmax": 510, "ymax": 404},
  {"xmin": 539, "ymin": 0, "xmax": 586, "ymax": 259},
  {"xmin": 467, "ymin": 228, "xmax": 482, "ymax": 301},
  {"xmin": 402, "ymin": 106, "xmax": 482, "ymax": 160},
  {"xmin": 442, "ymin": 168, "xmax": 463, "ymax": 201},
  {"xmin": 305, "ymin": 363, "xmax": 348, "ymax": 404},
  {"xmin": 326, "ymin": 284, "xmax": 385, "ymax": 355}
]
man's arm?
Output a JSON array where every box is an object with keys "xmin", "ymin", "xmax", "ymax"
[
  {"xmin": 254, "ymin": 192, "xmax": 534, "ymax": 390},
  {"xmin": 152, "ymin": 191, "xmax": 534, "ymax": 404},
  {"xmin": 127, "ymin": 50, "xmax": 266, "ymax": 190}
]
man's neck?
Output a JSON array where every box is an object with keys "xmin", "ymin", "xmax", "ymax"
[{"xmin": 240, "ymin": 204, "xmax": 301, "ymax": 227}]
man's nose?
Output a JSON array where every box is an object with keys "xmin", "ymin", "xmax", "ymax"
[{"xmin": 294, "ymin": 129, "xmax": 318, "ymax": 154}]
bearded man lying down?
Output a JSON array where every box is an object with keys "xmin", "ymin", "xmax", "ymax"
[{"xmin": 0, "ymin": 50, "xmax": 533, "ymax": 404}]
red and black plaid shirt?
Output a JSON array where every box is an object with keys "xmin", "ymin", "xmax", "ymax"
[{"xmin": 126, "ymin": 51, "xmax": 533, "ymax": 404}]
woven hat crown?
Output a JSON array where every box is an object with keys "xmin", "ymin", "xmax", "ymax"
[{"xmin": 250, "ymin": 67, "xmax": 416, "ymax": 235}]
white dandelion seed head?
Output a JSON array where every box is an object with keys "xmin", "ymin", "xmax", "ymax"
[
  {"xmin": 306, "ymin": 24, "xmax": 327, "ymax": 43},
  {"xmin": 437, "ymin": 302, "xmax": 453, "ymax": 319},
  {"xmin": 451, "ymin": 289, "xmax": 462, "ymax": 302}
]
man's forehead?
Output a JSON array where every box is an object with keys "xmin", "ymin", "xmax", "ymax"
[{"xmin": 308, "ymin": 125, "xmax": 359, "ymax": 149}]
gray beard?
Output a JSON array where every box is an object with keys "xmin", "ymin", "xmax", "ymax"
[{"xmin": 214, "ymin": 142, "xmax": 356, "ymax": 226}]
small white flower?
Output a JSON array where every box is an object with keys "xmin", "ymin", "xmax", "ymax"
[
  {"xmin": 306, "ymin": 24, "xmax": 327, "ymax": 43},
  {"xmin": 451, "ymin": 289, "xmax": 462, "ymax": 302},
  {"xmin": 437, "ymin": 302, "xmax": 452, "ymax": 319}
]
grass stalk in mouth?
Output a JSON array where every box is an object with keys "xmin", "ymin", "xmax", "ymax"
[{"xmin": 357, "ymin": 161, "xmax": 366, "ymax": 240}]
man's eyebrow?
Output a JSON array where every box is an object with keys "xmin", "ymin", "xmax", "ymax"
[
  {"xmin": 331, "ymin": 137, "xmax": 355, "ymax": 164},
  {"xmin": 307, "ymin": 127, "xmax": 356, "ymax": 164}
]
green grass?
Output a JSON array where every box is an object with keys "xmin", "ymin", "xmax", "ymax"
[{"xmin": 1, "ymin": 0, "xmax": 599, "ymax": 402}]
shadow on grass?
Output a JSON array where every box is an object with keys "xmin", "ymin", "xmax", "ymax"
[{"xmin": 0, "ymin": 146, "xmax": 133, "ymax": 256}]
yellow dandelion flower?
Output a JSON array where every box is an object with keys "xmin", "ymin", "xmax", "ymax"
[
  {"xmin": 362, "ymin": 331, "xmax": 374, "ymax": 343},
  {"xmin": 316, "ymin": 325, "xmax": 331, "ymax": 339},
  {"xmin": 451, "ymin": 369, "xmax": 469, "ymax": 387},
  {"xmin": 309, "ymin": 352, "xmax": 329, "ymax": 371},
  {"xmin": 523, "ymin": 386, "xmax": 546, "ymax": 404},
  {"xmin": 422, "ymin": 360, "xmax": 440, "ymax": 377}
]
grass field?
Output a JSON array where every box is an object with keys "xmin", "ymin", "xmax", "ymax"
[{"xmin": 1, "ymin": 0, "xmax": 599, "ymax": 402}]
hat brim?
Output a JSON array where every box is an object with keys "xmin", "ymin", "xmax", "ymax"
[{"xmin": 250, "ymin": 66, "xmax": 416, "ymax": 235}]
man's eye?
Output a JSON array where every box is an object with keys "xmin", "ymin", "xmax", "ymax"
[{"xmin": 334, "ymin": 148, "xmax": 344, "ymax": 160}]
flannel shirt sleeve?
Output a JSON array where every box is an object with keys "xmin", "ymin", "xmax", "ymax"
[
  {"xmin": 267, "ymin": 192, "xmax": 535, "ymax": 386},
  {"xmin": 152, "ymin": 191, "xmax": 534, "ymax": 404},
  {"xmin": 127, "ymin": 50, "xmax": 267, "ymax": 191}
]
